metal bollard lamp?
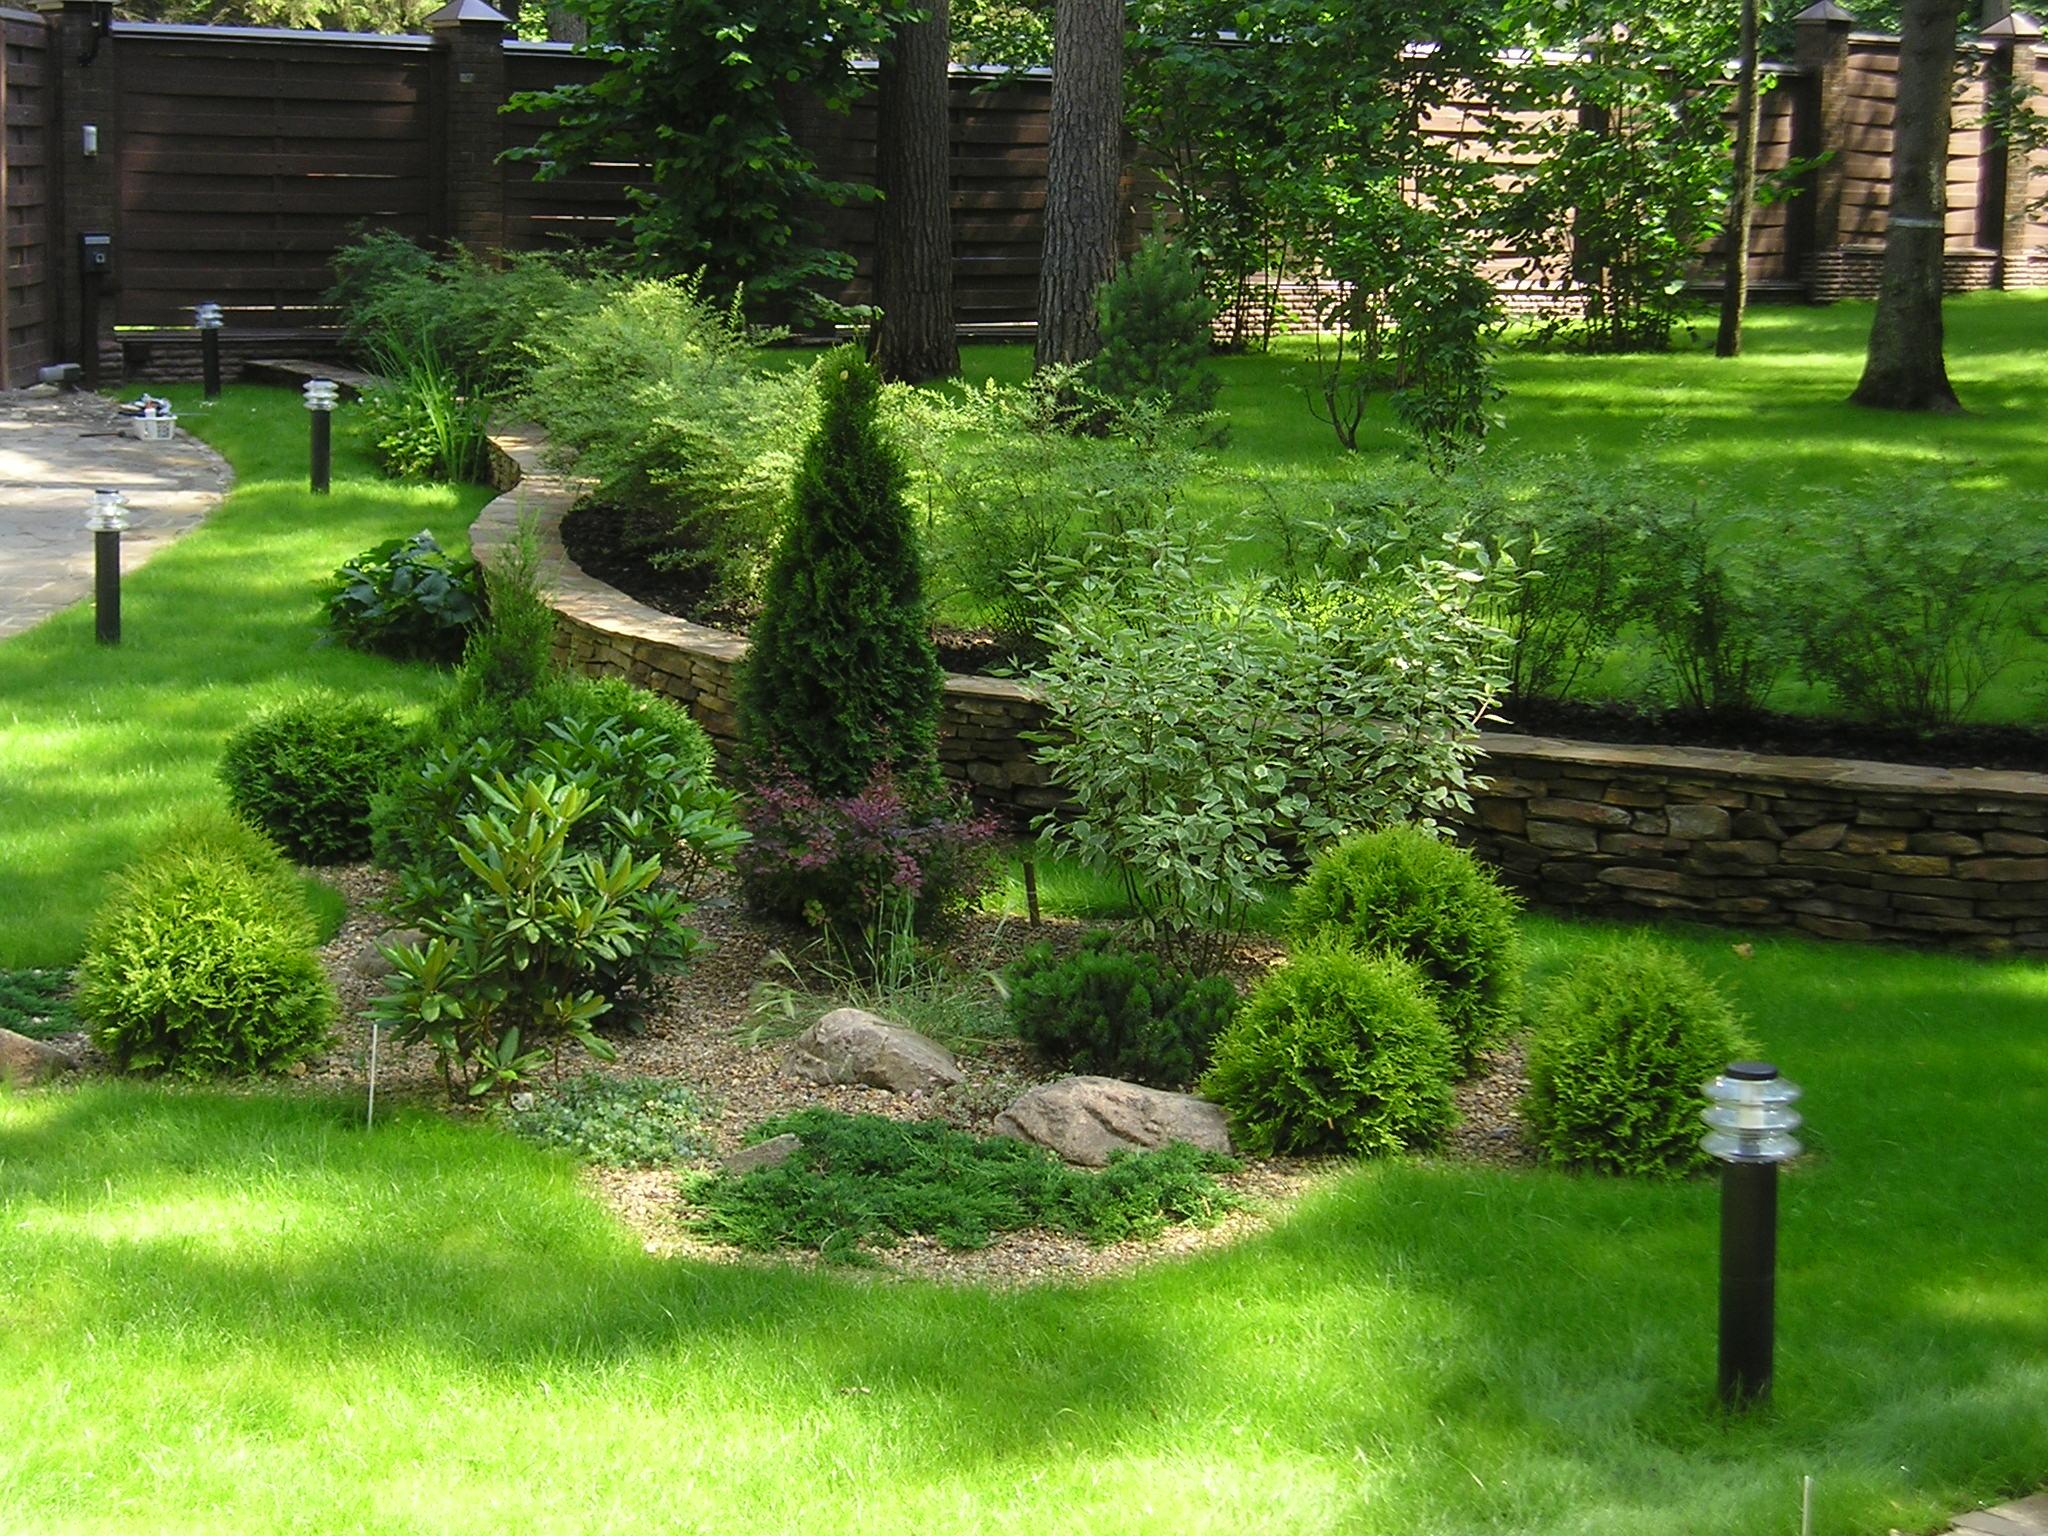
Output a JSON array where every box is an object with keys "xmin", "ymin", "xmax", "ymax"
[
  {"xmin": 1702, "ymin": 1061, "xmax": 1803, "ymax": 1409},
  {"xmin": 87, "ymin": 487, "xmax": 129, "ymax": 645},
  {"xmin": 303, "ymin": 377, "xmax": 340, "ymax": 494},
  {"xmin": 194, "ymin": 302, "xmax": 225, "ymax": 400}
]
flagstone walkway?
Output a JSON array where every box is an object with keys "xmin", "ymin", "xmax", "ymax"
[{"xmin": 0, "ymin": 388, "xmax": 231, "ymax": 641}]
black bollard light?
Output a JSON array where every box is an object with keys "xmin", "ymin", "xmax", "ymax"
[
  {"xmin": 1702, "ymin": 1061, "xmax": 1803, "ymax": 1409},
  {"xmin": 194, "ymin": 302, "xmax": 224, "ymax": 400},
  {"xmin": 88, "ymin": 488, "xmax": 128, "ymax": 646},
  {"xmin": 303, "ymin": 377, "xmax": 339, "ymax": 494}
]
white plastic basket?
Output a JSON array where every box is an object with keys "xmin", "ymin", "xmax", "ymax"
[{"xmin": 132, "ymin": 414, "xmax": 177, "ymax": 443}]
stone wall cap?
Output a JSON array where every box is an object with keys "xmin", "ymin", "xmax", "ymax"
[
  {"xmin": 1983, "ymin": 11, "xmax": 2044, "ymax": 38},
  {"xmin": 425, "ymin": 0, "xmax": 509, "ymax": 25},
  {"xmin": 1478, "ymin": 731, "xmax": 2048, "ymax": 800}
]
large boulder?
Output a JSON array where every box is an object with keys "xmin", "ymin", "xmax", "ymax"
[
  {"xmin": 992, "ymin": 1076, "xmax": 1233, "ymax": 1168},
  {"xmin": 0, "ymin": 1027, "xmax": 80, "ymax": 1086},
  {"xmin": 787, "ymin": 1009, "xmax": 964, "ymax": 1095}
]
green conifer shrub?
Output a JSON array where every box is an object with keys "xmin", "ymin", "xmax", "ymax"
[
  {"xmin": 738, "ymin": 347, "xmax": 943, "ymax": 796},
  {"xmin": 1091, "ymin": 238, "xmax": 1221, "ymax": 419}
]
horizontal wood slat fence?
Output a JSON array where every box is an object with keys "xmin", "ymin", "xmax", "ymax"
[{"xmin": 5, "ymin": 0, "xmax": 2045, "ymax": 382}]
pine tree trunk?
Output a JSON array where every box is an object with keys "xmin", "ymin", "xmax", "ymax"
[
  {"xmin": 873, "ymin": 0, "xmax": 960, "ymax": 384},
  {"xmin": 1851, "ymin": 0, "xmax": 1964, "ymax": 411},
  {"xmin": 1035, "ymin": 0, "xmax": 1125, "ymax": 369},
  {"xmin": 1716, "ymin": 0, "xmax": 1760, "ymax": 358}
]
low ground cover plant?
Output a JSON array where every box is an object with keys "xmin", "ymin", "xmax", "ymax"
[
  {"xmin": 1202, "ymin": 940, "xmax": 1456, "ymax": 1157},
  {"xmin": 1523, "ymin": 938, "xmax": 1752, "ymax": 1177},
  {"xmin": 696, "ymin": 1108, "xmax": 1239, "ymax": 1260},
  {"xmin": 1285, "ymin": 827, "xmax": 1522, "ymax": 1072},
  {"xmin": 325, "ymin": 530, "xmax": 483, "ymax": 662},
  {"xmin": 219, "ymin": 691, "xmax": 408, "ymax": 865},
  {"xmin": 1003, "ymin": 930, "xmax": 1237, "ymax": 1088},
  {"xmin": 73, "ymin": 812, "xmax": 335, "ymax": 1078},
  {"xmin": 0, "ymin": 969, "xmax": 72, "ymax": 1040},
  {"xmin": 501, "ymin": 1073, "xmax": 706, "ymax": 1167}
]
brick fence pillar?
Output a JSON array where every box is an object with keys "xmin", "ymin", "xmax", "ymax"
[
  {"xmin": 1793, "ymin": 0, "xmax": 1855, "ymax": 300},
  {"xmin": 428, "ymin": 0, "xmax": 509, "ymax": 255},
  {"xmin": 1983, "ymin": 11, "xmax": 2044, "ymax": 288},
  {"xmin": 33, "ymin": 0, "xmax": 121, "ymax": 376}
]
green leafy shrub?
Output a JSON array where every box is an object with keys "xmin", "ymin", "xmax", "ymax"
[
  {"xmin": 220, "ymin": 692, "xmax": 407, "ymax": 864},
  {"xmin": 1201, "ymin": 941, "xmax": 1456, "ymax": 1157},
  {"xmin": 452, "ymin": 523, "xmax": 559, "ymax": 715},
  {"xmin": 1003, "ymin": 932, "xmax": 1237, "ymax": 1088},
  {"xmin": 74, "ymin": 816, "xmax": 334, "ymax": 1077},
  {"xmin": 1523, "ymin": 939, "xmax": 1750, "ymax": 1178},
  {"xmin": 696, "ymin": 1108, "xmax": 1239, "ymax": 1260},
  {"xmin": 522, "ymin": 277, "xmax": 806, "ymax": 605},
  {"xmin": 1284, "ymin": 827, "xmax": 1522, "ymax": 1071},
  {"xmin": 739, "ymin": 347, "xmax": 943, "ymax": 796},
  {"xmin": 1787, "ymin": 480, "xmax": 2048, "ymax": 729},
  {"xmin": 1029, "ymin": 528, "xmax": 1513, "ymax": 964},
  {"xmin": 0, "ymin": 968, "xmax": 73, "ymax": 1040},
  {"xmin": 325, "ymin": 530, "xmax": 483, "ymax": 663},
  {"xmin": 1090, "ymin": 238, "xmax": 1221, "ymax": 419},
  {"xmin": 372, "ymin": 772, "xmax": 708, "ymax": 1099},
  {"xmin": 502, "ymin": 1074, "xmax": 706, "ymax": 1167},
  {"xmin": 1629, "ymin": 499, "xmax": 1790, "ymax": 715}
]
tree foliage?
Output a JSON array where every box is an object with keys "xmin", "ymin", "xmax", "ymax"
[{"xmin": 508, "ymin": 0, "xmax": 918, "ymax": 319}]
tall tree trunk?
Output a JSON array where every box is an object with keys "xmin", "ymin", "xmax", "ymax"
[
  {"xmin": 1716, "ymin": 0, "xmax": 1760, "ymax": 357},
  {"xmin": 1851, "ymin": 0, "xmax": 1964, "ymax": 411},
  {"xmin": 873, "ymin": 0, "xmax": 960, "ymax": 383},
  {"xmin": 1035, "ymin": 0, "xmax": 1124, "ymax": 368}
]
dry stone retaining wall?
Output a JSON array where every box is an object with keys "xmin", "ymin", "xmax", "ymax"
[{"xmin": 466, "ymin": 411, "xmax": 2048, "ymax": 955}]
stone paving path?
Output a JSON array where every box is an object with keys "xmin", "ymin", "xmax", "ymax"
[
  {"xmin": 1935, "ymin": 1492, "xmax": 2048, "ymax": 1536},
  {"xmin": 0, "ymin": 389, "xmax": 232, "ymax": 641}
]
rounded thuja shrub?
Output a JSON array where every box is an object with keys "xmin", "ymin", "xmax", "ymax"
[
  {"xmin": 1201, "ymin": 940, "xmax": 1456, "ymax": 1157},
  {"xmin": 74, "ymin": 819, "xmax": 335, "ymax": 1078},
  {"xmin": 1523, "ymin": 938, "xmax": 1751, "ymax": 1178},
  {"xmin": 220, "ymin": 691, "xmax": 407, "ymax": 864},
  {"xmin": 1285, "ymin": 827, "xmax": 1522, "ymax": 1071}
]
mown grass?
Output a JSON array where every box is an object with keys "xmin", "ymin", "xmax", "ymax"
[
  {"xmin": 956, "ymin": 291, "xmax": 2048, "ymax": 722},
  {"xmin": 2, "ymin": 917, "xmax": 2042, "ymax": 1535},
  {"xmin": 0, "ymin": 384, "xmax": 492, "ymax": 967}
]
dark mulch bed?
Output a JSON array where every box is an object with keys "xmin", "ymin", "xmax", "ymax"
[{"xmin": 564, "ymin": 500, "xmax": 2048, "ymax": 774}]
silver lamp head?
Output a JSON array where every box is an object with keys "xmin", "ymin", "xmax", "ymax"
[
  {"xmin": 87, "ymin": 487, "xmax": 129, "ymax": 532},
  {"xmin": 1702, "ymin": 1061, "xmax": 1803, "ymax": 1165},
  {"xmin": 194, "ymin": 302, "xmax": 225, "ymax": 330},
  {"xmin": 302, "ymin": 378, "xmax": 341, "ymax": 412}
]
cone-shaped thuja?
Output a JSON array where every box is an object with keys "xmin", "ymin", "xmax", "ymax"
[{"xmin": 738, "ymin": 348, "xmax": 943, "ymax": 796}]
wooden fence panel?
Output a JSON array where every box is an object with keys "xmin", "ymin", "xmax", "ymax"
[
  {"xmin": 110, "ymin": 30, "xmax": 434, "ymax": 327},
  {"xmin": 1, "ymin": 8, "xmax": 53, "ymax": 387}
]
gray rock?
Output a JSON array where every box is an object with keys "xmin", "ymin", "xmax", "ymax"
[
  {"xmin": 992, "ymin": 1075, "xmax": 1233, "ymax": 1168},
  {"xmin": 351, "ymin": 927, "xmax": 426, "ymax": 982},
  {"xmin": 722, "ymin": 1133, "xmax": 804, "ymax": 1176},
  {"xmin": 787, "ymin": 1008, "xmax": 964, "ymax": 1094},
  {"xmin": 0, "ymin": 1027, "xmax": 80, "ymax": 1086}
]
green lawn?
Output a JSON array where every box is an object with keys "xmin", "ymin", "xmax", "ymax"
[
  {"xmin": 955, "ymin": 291, "xmax": 2048, "ymax": 723},
  {"xmin": 0, "ymin": 385, "xmax": 491, "ymax": 967},
  {"xmin": 3, "ymin": 917, "xmax": 2043, "ymax": 1535}
]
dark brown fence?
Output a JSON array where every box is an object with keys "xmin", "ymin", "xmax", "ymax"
[
  {"xmin": 4, "ymin": 0, "xmax": 2045, "ymax": 383},
  {"xmin": 1, "ymin": 6, "xmax": 53, "ymax": 388}
]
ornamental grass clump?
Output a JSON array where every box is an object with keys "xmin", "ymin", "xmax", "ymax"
[
  {"xmin": 74, "ymin": 812, "xmax": 335, "ymax": 1078},
  {"xmin": 1523, "ymin": 938, "xmax": 1751, "ymax": 1178},
  {"xmin": 1201, "ymin": 940, "xmax": 1456, "ymax": 1157},
  {"xmin": 1285, "ymin": 827, "xmax": 1522, "ymax": 1072}
]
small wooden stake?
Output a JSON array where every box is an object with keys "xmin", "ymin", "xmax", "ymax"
[{"xmin": 1022, "ymin": 859, "xmax": 1041, "ymax": 926}]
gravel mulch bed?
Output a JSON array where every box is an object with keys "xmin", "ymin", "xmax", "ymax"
[{"xmin": 270, "ymin": 867, "xmax": 1537, "ymax": 1285}]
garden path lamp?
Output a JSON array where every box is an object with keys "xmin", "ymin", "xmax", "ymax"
[
  {"xmin": 194, "ymin": 302, "xmax": 224, "ymax": 400},
  {"xmin": 87, "ymin": 488, "xmax": 128, "ymax": 646},
  {"xmin": 1702, "ymin": 1061, "xmax": 1803, "ymax": 1409},
  {"xmin": 303, "ymin": 377, "xmax": 340, "ymax": 494}
]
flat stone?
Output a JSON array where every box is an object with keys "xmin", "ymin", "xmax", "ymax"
[
  {"xmin": 992, "ymin": 1076, "xmax": 1232, "ymax": 1168},
  {"xmin": 787, "ymin": 1008, "xmax": 963, "ymax": 1094},
  {"xmin": 0, "ymin": 1026, "xmax": 79, "ymax": 1085},
  {"xmin": 1665, "ymin": 804, "xmax": 1732, "ymax": 840},
  {"xmin": 721, "ymin": 1133, "xmax": 803, "ymax": 1176},
  {"xmin": 1985, "ymin": 831, "xmax": 2048, "ymax": 856},
  {"xmin": 1956, "ymin": 857, "xmax": 2048, "ymax": 883},
  {"xmin": 1527, "ymin": 796, "xmax": 1632, "ymax": 827},
  {"xmin": 1526, "ymin": 820, "xmax": 1599, "ymax": 852},
  {"xmin": 1784, "ymin": 821, "xmax": 1849, "ymax": 851}
]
